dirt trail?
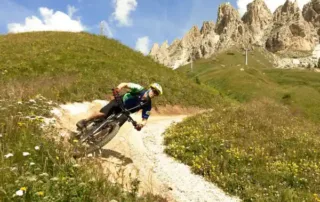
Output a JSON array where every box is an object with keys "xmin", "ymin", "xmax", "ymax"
[{"xmin": 51, "ymin": 100, "xmax": 240, "ymax": 202}]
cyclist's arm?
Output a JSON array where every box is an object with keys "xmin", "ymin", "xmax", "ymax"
[
  {"xmin": 117, "ymin": 83, "xmax": 129, "ymax": 90},
  {"xmin": 141, "ymin": 118, "xmax": 147, "ymax": 127},
  {"xmin": 140, "ymin": 105, "xmax": 151, "ymax": 128},
  {"xmin": 117, "ymin": 83, "xmax": 144, "ymax": 92}
]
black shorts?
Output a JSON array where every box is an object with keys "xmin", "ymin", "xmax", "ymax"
[{"xmin": 99, "ymin": 99, "xmax": 127, "ymax": 126}]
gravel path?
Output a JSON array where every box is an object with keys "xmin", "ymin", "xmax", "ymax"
[
  {"xmin": 52, "ymin": 101, "xmax": 240, "ymax": 202},
  {"xmin": 138, "ymin": 116, "xmax": 240, "ymax": 202}
]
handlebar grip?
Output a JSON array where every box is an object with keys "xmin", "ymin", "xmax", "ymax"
[{"xmin": 132, "ymin": 121, "xmax": 137, "ymax": 127}]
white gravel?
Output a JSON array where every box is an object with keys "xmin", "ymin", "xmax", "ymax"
[{"xmin": 140, "ymin": 117, "xmax": 240, "ymax": 202}]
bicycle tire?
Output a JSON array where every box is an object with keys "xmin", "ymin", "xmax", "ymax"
[{"xmin": 83, "ymin": 121, "xmax": 120, "ymax": 155}]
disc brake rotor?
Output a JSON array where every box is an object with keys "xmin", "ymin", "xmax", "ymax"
[{"xmin": 90, "ymin": 124, "xmax": 114, "ymax": 143}]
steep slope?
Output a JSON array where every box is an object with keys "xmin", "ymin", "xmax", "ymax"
[{"xmin": 0, "ymin": 32, "xmax": 218, "ymax": 108}]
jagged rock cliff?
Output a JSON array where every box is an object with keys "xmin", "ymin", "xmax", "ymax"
[
  {"xmin": 303, "ymin": 0, "xmax": 320, "ymax": 38},
  {"xmin": 150, "ymin": 0, "xmax": 320, "ymax": 68},
  {"xmin": 242, "ymin": 0, "xmax": 273, "ymax": 45},
  {"xmin": 266, "ymin": 0, "xmax": 317, "ymax": 52}
]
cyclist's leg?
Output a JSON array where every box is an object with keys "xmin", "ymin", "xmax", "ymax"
[
  {"xmin": 99, "ymin": 99, "xmax": 120, "ymax": 118},
  {"xmin": 102, "ymin": 100, "xmax": 128, "ymax": 126},
  {"xmin": 77, "ymin": 99, "xmax": 119, "ymax": 129}
]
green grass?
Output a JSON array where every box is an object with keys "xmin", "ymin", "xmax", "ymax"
[
  {"xmin": 164, "ymin": 47, "xmax": 320, "ymax": 201},
  {"xmin": 164, "ymin": 99, "xmax": 320, "ymax": 202},
  {"xmin": 178, "ymin": 47, "xmax": 320, "ymax": 121},
  {"xmin": 0, "ymin": 31, "xmax": 218, "ymax": 108},
  {"xmin": 0, "ymin": 96, "xmax": 165, "ymax": 202},
  {"xmin": 1, "ymin": 31, "xmax": 222, "ymax": 201}
]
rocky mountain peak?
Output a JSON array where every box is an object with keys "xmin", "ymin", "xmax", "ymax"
[
  {"xmin": 181, "ymin": 26, "xmax": 201, "ymax": 47},
  {"xmin": 160, "ymin": 40, "xmax": 169, "ymax": 50},
  {"xmin": 274, "ymin": 0, "xmax": 302, "ymax": 22},
  {"xmin": 242, "ymin": 0, "xmax": 273, "ymax": 43},
  {"xmin": 186, "ymin": 26, "xmax": 201, "ymax": 38},
  {"xmin": 267, "ymin": 0, "xmax": 317, "ymax": 53},
  {"xmin": 150, "ymin": 43, "xmax": 160, "ymax": 55},
  {"xmin": 303, "ymin": 0, "xmax": 320, "ymax": 37},
  {"xmin": 200, "ymin": 21, "xmax": 215, "ymax": 36},
  {"xmin": 215, "ymin": 2, "xmax": 242, "ymax": 35},
  {"xmin": 149, "ymin": 0, "xmax": 319, "ymax": 69}
]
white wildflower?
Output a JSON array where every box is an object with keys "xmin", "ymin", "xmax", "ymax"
[
  {"xmin": 5, "ymin": 153, "xmax": 14, "ymax": 158},
  {"xmin": 50, "ymin": 177, "xmax": 59, "ymax": 181},
  {"xmin": 73, "ymin": 164, "xmax": 80, "ymax": 168},
  {"xmin": 30, "ymin": 162, "xmax": 35, "ymax": 166},
  {"xmin": 17, "ymin": 101, "xmax": 22, "ymax": 105},
  {"xmin": 34, "ymin": 146, "xmax": 40, "ymax": 150},
  {"xmin": 87, "ymin": 153, "xmax": 93, "ymax": 157},
  {"xmin": 29, "ymin": 99, "xmax": 36, "ymax": 104},
  {"xmin": 39, "ymin": 173, "xmax": 49, "ymax": 177},
  {"xmin": 22, "ymin": 152, "xmax": 30, "ymax": 156},
  {"xmin": 10, "ymin": 167, "xmax": 17, "ymax": 171},
  {"xmin": 16, "ymin": 190, "xmax": 23, "ymax": 196},
  {"xmin": 79, "ymin": 182, "xmax": 86, "ymax": 186}
]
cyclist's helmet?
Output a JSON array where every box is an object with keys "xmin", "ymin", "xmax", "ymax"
[{"xmin": 150, "ymin": 83, "xmax": 163, "ymax": 95}]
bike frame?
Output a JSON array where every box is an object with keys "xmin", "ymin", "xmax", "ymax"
[{"xmin": 88, "ymin": 89, "xmax": 142, "ymax": 136}]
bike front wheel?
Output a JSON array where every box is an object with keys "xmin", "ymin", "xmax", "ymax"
[{"xmin": 82, "ymin": 121, "xmax": 120, "ymax": 155}]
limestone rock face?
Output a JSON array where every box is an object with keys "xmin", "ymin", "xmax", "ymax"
[
  {"xmin": 149, "ymin": 23, "xmax": 219, "ymax": 69},
  {"xmin": 149, "ymin": 0, "xmax": 319, "ymax": 69},
  {"xmin": 200, "ymin": 21, "xmax": 215, "ymax": 36},
  {"xmin": 242, "ymin": 0, "xmax": 273, "ymax": 44},
  {"xmin": 215, "ymin": 2, "xmax": 251, "ymax": 50},
  {"xmin": 266, "ymin": 0, "xmax": 317, "ymax": 53},
  {"xmin": 303, "ymin": 0, "xmax": 320, "ymax": 37}
]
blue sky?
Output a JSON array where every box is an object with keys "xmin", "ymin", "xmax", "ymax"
[{"xmin": 0, "ymin": 0, "xmax": 310, "ymax": 54}]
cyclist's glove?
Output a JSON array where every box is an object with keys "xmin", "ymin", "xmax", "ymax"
[{"xmin": 135, "ymin": 124, "xmax": 143, "ymax": 131}]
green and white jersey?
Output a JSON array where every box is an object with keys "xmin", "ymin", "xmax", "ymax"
[
  {"xmin": 122, "ymin": 83, "xmax": 152, "ymax": 119},
  {"xmin": 123, "ymin": 83, "xmax": 144, "ymax": 102}
]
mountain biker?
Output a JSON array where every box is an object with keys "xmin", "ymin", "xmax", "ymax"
[{"xmin": 76, "ymin": 82, "xmax": 163, "ymax": 131}]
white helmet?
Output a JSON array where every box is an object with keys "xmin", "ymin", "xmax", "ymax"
[{"xmin": 150, "ymin": 83, "xmax": 163, "ymax": 95}]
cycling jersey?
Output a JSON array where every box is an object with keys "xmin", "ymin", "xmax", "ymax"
[{"xmin": 122, "ymin": 83, "xmax": 152, "ymax": 120}]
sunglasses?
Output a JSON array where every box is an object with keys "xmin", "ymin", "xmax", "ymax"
[{"xmin": 151, "ymin": 88, "xmax": 160, "ymax": 96}]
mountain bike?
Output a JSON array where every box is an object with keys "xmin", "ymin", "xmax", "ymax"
[{"xmin": 72, "ymin": 89, "xmax": 141, "ymax": 156}]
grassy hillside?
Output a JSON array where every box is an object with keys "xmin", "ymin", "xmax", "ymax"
[
  {"xmin": 178, "ymin": 48, "xmax": 320, "ymax": 121},
  {"xmin": 164, "ymin": 99, "xmax": 320, "ymax": 202},
  {"xmin": 163, "ymin": 47, "xmax": 320, "ymax": 201},
  {"xmin": 0, "ymin": 32, "xmax": 218, "ymax": 108},
  {"xmin": 0, "ymin": 97, "xmax": 165, "ymax": 201},
  {"xmin": 1, "ymin": 31, "xmax": 223, "ymax": 201}
]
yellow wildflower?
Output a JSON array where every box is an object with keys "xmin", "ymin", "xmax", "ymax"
[
  {"xmin": 36, "ymin": 191, "xmax": 44, "ymax": 196},
  {"xmin": 20, "ymin": 187, "xmax": 27, "ymax": 191}
]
